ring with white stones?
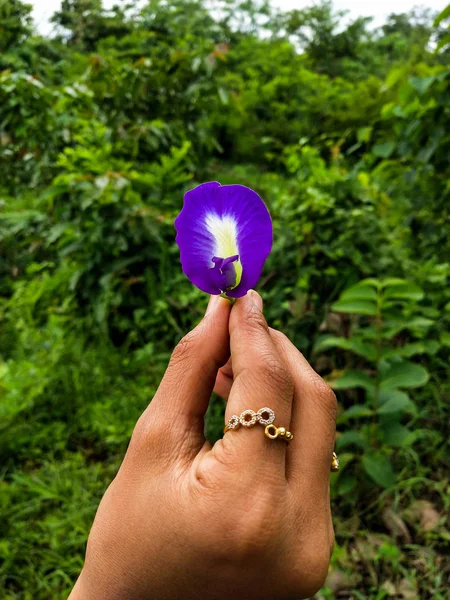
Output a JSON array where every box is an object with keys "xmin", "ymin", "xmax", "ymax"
[
  {"xmin": 223, "ymin": 411, "xmax": 339, "ymax": 468},
  {"xmin": 223, "ymin": 407, "xmax": 277, "ymax": 433}
]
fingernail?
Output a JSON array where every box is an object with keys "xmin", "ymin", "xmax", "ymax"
[
  {"xmin": 248, "ymin": 290, "xmax": 263, "ymax": 311},
  {"xmin": 205, "ymin": 294, "xmax": 219, "ymax": 316}
]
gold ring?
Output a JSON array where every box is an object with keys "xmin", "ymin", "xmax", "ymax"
[
  {"xmin": 223, "ymin": 407, "xmax": 276, "ymax": 433},
  {"xmin": 223, "ymin": 408, "xmax": 293, "ymax": 442},
  {"xmin": 331, "ymin": 452, "xmax": 340, "ymax": 472},
  {"xmin": 224, "ymin": 409, "xmax": 340, "ymax": 470},
  {"xmin": 264, "ymin": 424, "xmax": 293, "ymax": 442}
]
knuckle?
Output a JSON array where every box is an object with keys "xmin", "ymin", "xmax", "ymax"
[
  {"xmin": 170, "ymin": 329, "xmax": 199, "ymax": 369},
  {"xmin": 269, "ymin": 328, "xmax": 289, "ymax": 345},
  {"xmin": 262, "ymin": 358, "xmax": 293, "ymax": 396},
  {"xmin": 130, "ymin": 412, "xmax": 166, "ymax": 450},
  {"xmin": 314, "ymin": 379, "xmax": 338, "ymax": 420},
  {"xmin": 290, "ymin": 542, "xmax": 331, "ymax": 597},
  {"xmin": 243, "ymin": 305, "xmax": 268, "ymax": 332},
  {"xmin": 238, "ymin": 359, "xmax": 293, "ymax": 400},
  {"xmin": 130, "ymin": 399, "xmax": 182, "ymax": 450}
]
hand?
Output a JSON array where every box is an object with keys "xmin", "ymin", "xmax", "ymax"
[{"xmin": 70, "ymin": 291, "xmax": 337, "ymax": 600}]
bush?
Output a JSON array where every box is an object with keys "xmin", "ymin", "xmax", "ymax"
[{"xmin": 1, "ymin": 1, "xmax": 449, "ymax": 598}]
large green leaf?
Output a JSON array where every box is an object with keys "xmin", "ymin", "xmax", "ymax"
[
  {"xmin": 331, "ymin": 370, "xmax": 375, "ymax": 393},
  {"xmin": 380, "ymin": 361, "xmax": 429, "ymax": 390},
  {"xmin": 314, "ymin": 336, "xmax": 377, "ymax": 361},
  {"xmin": 380, "ymin": 420, "xmax": 411, "ymax": 447},
  {"xmin": 382, "ymin": 281, "xmax": 424, "ymax": 302},
  {"xmin": 338, "ymin": 404, "xmax": 374, "ymax": 422},
  {"xmin": 362, "ymin": 453, "xmax": 396, "ymax": 488},
  {"xmin": 378, "ymin": 390, "xmax": 416, "ymax": 415},
  {"xmin": 339, "ymin": 284, "xmax": 379, "ymax": 301},
  {"xmin": 331, "ymin": 300, "xmax": 378, "ymax": 315}
]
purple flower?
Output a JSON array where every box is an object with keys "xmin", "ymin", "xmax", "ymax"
[{"xmin": 175, "ymin": 182, "xmax": 272, "ymax": 298}]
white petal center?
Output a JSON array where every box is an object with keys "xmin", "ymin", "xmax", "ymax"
[{"xmin": 205, "ymin": 213, "xmax": 239, "ymax": 260}]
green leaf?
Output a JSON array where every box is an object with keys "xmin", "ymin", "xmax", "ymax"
[
  {"xmin": 362, "ymin": 453, "xmax": 396, "ymax": 488},
  {"xmin": 404, "ymin": 317, "xmax": 434, "ymax": 334},
  {"xmin": 380, "ymin": 361, "xmax": 429, "ymax": 390},
  {"xmin": 423, "ymin": 340, "xmax": 440, "ymax": 355},
  {"xmin": 436, "ymin": 34, "xmax": 450, "ymax": 52},
  {"xmin": 331, "ymin": 300, "xmax": 377, "ymax": 315},
  {"xmin": 434, "ymin": 4, "xmax": 450, "ymax": 26},
  {"xmin": 440, "ymin": 332, "xmax": 450, "ymax": 347},
  {"xmin": 382, "ymin": 341, "xmax": 439, "ymax": 359},
  {"xmin": 373, "ymin": 141, "xmax": 395, "ymax": 158},
  {"xmin": 409, "ymin": 76, "xmax": 435, "ymax": 96},
  {"xmin": 382, "ymin": 282, "xmax": 424, "ymax": 302},
  {"xmin": 378, "ymin": 390, "xmax": 416, "ymax": 415},
  {"xmin": 218, "ymin": 87, "xmax": 228, "ymax": 104},
  {"xmin": 340, "ymin": 284, "xmax": 378, "ymax": 301},
  {"xmin": 381, "ymin": 278, "xmax": 409, "ymax": 288},
  {"xmin": 314, "ymin": 336, "xmax": 377, "ymax": 361},
  {"xmin": 337, "ymin": 474, "xmax": 357, "ymax": 495},
  {"xmin": 380, "ymin": 421, "xmax": 411, "ymax": 447},
  {"xmin": 358, "ymin": 278, "xmax": 382, "ymax": 288},
  {"xmin": 332, "ymin": 370, "xmax": 375, "ymax": 393},
  {"xmin": 357, "ymin": 126, "xmax": 372, "ymax": 143},
  {"xmin": 339, "ymin": 405, "xmax": 374, "ymax": 422},
  {"xmin": 336, "ymin": 431, "xmax": 366, "ymax": 450},
  {"xmin": 398, "ymin": 342, "xmax": 427, "ymax": 357}
]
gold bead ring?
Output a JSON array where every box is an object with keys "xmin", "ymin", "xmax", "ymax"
[{"xmin": 224, "ymin": 408, "xmax": 340, "ymax": 470}]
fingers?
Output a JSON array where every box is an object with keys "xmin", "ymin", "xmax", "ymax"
[
  {"xmin": 213, "ymin": 358, "xmax": 233, "ymax": 400},
  {"xmin": 225, "ymin": 291, "xmax": 294, "ymax": 455},
  {"xmin": 270, "ymin": 329, "xmax": 337, "ymax": 492},
  {"xmin": 147, "ymin": 295, "xmax": 231, "ymax": 432}
]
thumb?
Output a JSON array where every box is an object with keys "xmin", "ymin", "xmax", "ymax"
[{"xmin": 150, "ymin": 295, "xmax": 231, "ymax": 429}]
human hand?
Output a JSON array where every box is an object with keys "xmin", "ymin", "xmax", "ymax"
[{"xmin": 70, "ymin": 291, "xmax": 337, "ymax": 600}]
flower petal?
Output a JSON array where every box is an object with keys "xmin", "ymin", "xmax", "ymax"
[
  {"xmin": 219, "ymin": 184, "xmax": 272, "ymax": 298},
  {"xmin": 212, "ymin": 255, "xmax": 239, "ymax": 290},
  {"xmin": 175, "ymin": 182, "xmax": 272, "ymax": 296}
]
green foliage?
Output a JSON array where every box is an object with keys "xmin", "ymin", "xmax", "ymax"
[
  {"xmin": 316, "ymin": 278, "xmax": 439, "ymax": 491},
  {"xmin": 0, "ymin": 0, "xmax": 32, "ymax": 54},
  {"xmin": 1, "ymin": 0, "xmax": 449, "ymax": 598}
]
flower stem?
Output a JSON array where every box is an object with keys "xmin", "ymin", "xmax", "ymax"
[{"xmin": 221, "ymin": 293, "xmax": 236, "ymax": 305}]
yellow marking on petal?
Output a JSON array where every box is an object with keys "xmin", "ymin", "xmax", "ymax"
[
  {"xmin": 205, "ymin": 214, "xmax": 238, "ymax": 257},
  {"xmin": 231, "ymin": 257, "xmax": 242, "ymax": 290},
  {"xmin": 205, "ymin": 213, "xmax": 243, "ymax": 289}
]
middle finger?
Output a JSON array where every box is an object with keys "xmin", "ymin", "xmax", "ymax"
[{"xmin": 224, "ymin": 291, "xmax": 294, "ymax": 463}]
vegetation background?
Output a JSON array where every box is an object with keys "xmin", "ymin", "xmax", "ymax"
[{"xmin": 1, "ymin": 1, "xmax": 449, "ymax": 598}]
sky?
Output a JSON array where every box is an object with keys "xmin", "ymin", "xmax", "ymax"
[{"xmin": 31, "ymin": 0, "xmax": 446, "ymax": 35}]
